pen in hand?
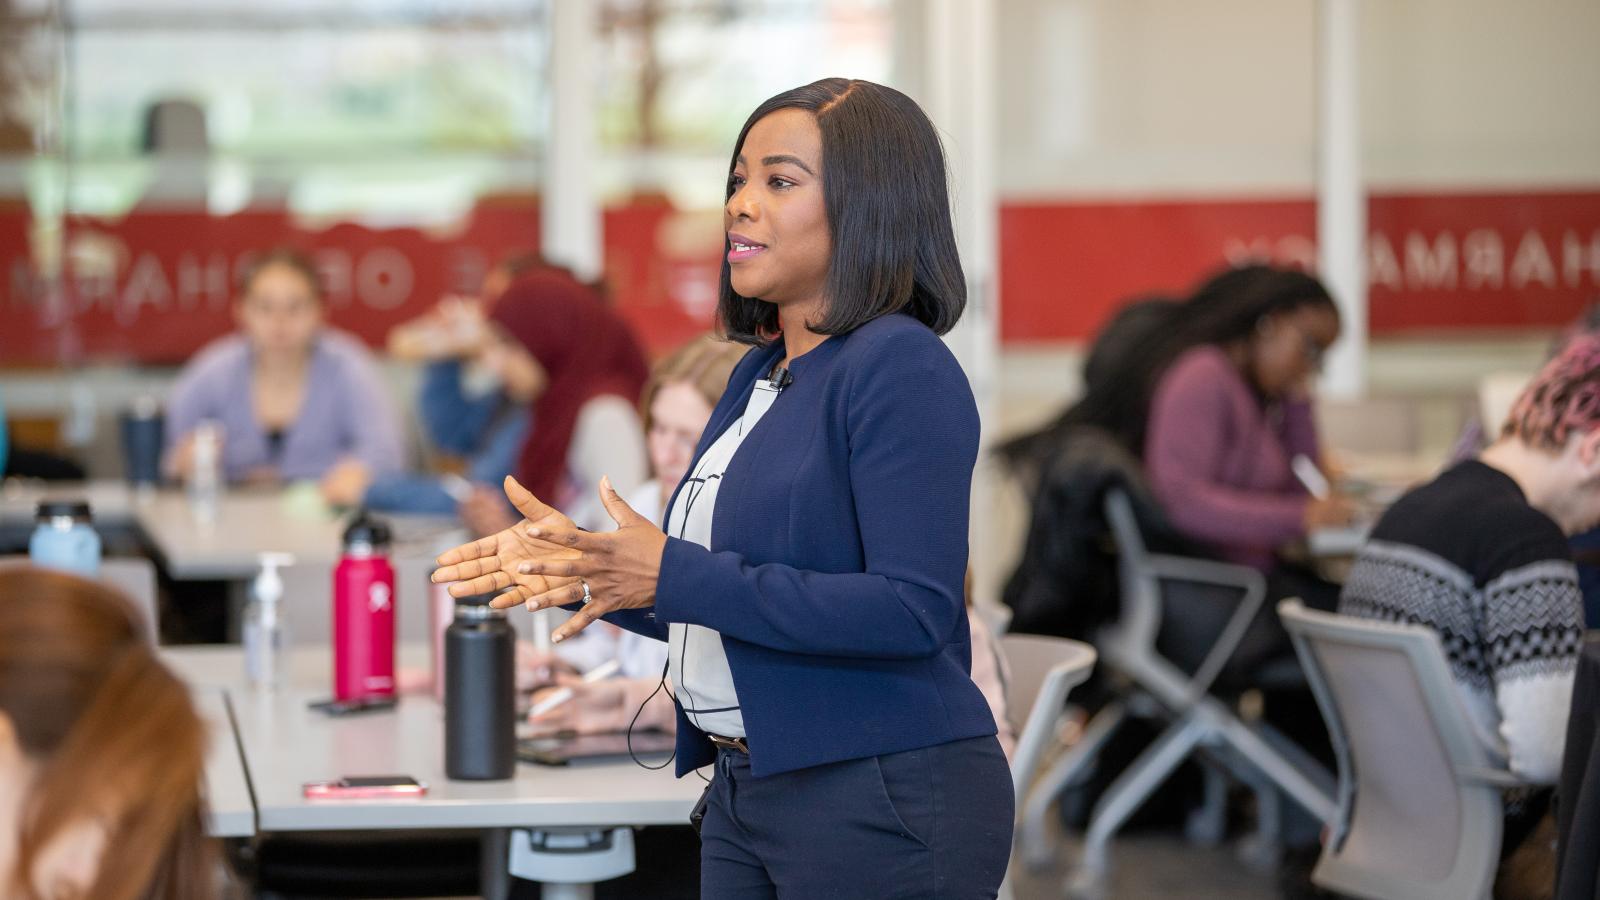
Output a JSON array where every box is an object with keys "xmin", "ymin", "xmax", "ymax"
[
  {"xmin": 528, "ymin": 658, "xmax": 621, "ymax": 718},
  {"xmin": 1291, "ymin": 454, "xmax": 1332, "ymax": 500}
]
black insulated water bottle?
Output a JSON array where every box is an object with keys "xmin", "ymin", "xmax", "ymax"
[{"xmin": 444, "ymin": 599, "xmax": 516, "ymax": 780}]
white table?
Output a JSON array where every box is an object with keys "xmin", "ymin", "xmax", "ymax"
[
  {"xmin": 166, "ymin": 645, "xmax": 702, "ymax": 831},
  {"xmin": 2, "ymin": 480, "xmax": 460, "ymax": 580},
  {"xmin": 0, "ymin": 478, "xmax": 138, "ymax": 526},
  {"xmin": 134, "ymin": 491, "xmax": 461, "ymax": 580},
  {"xmin": 191, "ymin": 688, "xmax": 256, "ymax": 838},
  {"xmin": 163, "ymin": 644, "xmax": 703, "ymax": 898}
]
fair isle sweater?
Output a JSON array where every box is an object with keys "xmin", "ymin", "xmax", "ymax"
[{"xmin": 1338, "ymin": 461, "xmax": 1585, "ymax": 783}]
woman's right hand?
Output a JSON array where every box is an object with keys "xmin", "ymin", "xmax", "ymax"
[
  {"xmin": 515, "ymin": 642, "xmax": 579, "ymax": 692},
  {"xmin": 1303, "ymin": 495, "xmax": 1359, "ymax": 531},
  {"xmin": 432, "ymin": 475, "xmax": 584, "ymax": 609},
  {"xmin": 526, "ymin": 675, "xmax": 632, "ymax": 736}
]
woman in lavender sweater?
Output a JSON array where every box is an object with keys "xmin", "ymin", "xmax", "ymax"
[{"xmin": 163, "ymin": 248, "xmax": 404, "ymax": 486}]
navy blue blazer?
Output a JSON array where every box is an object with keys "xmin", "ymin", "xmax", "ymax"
[{"xmin": 605, "ymin": 312, "xmax": 996, "ymax": 777}]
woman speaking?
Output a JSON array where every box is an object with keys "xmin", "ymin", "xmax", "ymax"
[{"xmin": 434, "ymin": 78, "xmax": 1011, "ymax": 898}]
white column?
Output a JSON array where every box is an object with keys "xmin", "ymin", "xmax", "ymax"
[
  {"xmin": 916, "ymin": 0, "xmax": 1002, "ymax": 606},
  {"xmin": 543, "ymin": 0, "xmax": 604, "ymax": 283},
  {"xmin": 922, "ymin": 0, "xmax": 998, "ymax": 402},
  {"xmin": 1316, "ymin": 0, "xmax": 1367, "ymax": 399}
]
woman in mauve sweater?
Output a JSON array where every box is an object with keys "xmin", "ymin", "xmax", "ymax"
[{"xmin": 1140, "ymin": 267, "xmax": 1354, "ymax": 599}]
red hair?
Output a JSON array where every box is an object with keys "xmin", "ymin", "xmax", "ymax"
[{"xmin": 0, "ymin": 567, "xmax": 216, "ymax": 900}]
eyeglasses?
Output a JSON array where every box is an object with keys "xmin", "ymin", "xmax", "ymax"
[{"xmin": 1302, "ymin": 333, "xmax": 1328, "ymax": 370}]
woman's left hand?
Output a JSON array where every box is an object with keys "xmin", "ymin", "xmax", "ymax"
[{"xmin": 516, "ymin": 476, "xmax": 667, "ymax": 643}]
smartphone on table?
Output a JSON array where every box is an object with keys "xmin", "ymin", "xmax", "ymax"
[{"xmin": 302, "ymin": 775, "xmax": 428, "ymax": 800}]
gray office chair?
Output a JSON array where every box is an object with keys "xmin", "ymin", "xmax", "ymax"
[
  {"xmin": 0, "ymin": 555, "xmax": 159, "ymax": 642},
  {"xmin": 1019, "ymin": 489, "xmax": 1336, "ymax": 899},
  {"xmin": 1279, "ymin": 599, "xmax": 1519, "ymax": 900},
  {"xmin": 998, "ymin": 633, "xmax": 1096, "ymax": 900}
]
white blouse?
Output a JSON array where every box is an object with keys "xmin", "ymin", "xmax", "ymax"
[{"xmin": 664, "ymin": 375, "xmax": 783, "ymax": 737}]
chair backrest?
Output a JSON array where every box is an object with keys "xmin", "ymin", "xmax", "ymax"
[
  {"xmin": 1102, "ymin": 488, "xmax": 1268, "ymax": 705},
  {"xmin": 1278, "ymin": 600, "xmax": 1509, "ymax": 900},
  {"xmin": 0, "ymin": 555, "xmax": 158, "ymax": 642},
  {"xmin": 998, "ymin": 633, "xmax": 1096, "ymax": 811}
]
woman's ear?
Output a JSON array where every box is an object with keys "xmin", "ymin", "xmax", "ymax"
[{"xmin": 1577, "ymin": 427, "xmax": 1600, "ymax": 476}]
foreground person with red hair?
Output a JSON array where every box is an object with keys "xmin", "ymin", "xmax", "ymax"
[{"xmin": 0, "ymin": 567, "xmax": 217, "ymax": 900}]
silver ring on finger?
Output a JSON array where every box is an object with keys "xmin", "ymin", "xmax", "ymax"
[{"xmin": 580, "ymin": 580, "xmax": 592, "ymax": 605}]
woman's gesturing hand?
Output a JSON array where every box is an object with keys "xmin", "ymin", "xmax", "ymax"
[
  {"xmin": 512, "ymin": 476, "xmax": 668, "ymax": 643},
  {"xmin": 431, "ymin": 475, "xmax": 583, "ymax": 608}
]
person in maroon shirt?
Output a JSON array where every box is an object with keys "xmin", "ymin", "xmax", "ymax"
[
  {"xmin": 1143, "ymin": 267, "xmax": 1355, "ymax": 580},
  {"xmin": 1003, "ymin": 264, "xmax": 1357, "ymax": 660}
]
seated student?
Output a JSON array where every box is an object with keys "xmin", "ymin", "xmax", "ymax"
[
  {"xmin": 1143, "ymin": 266, "xmax": 1356, "ymax": 596},
  {"xmin": 1001, "ymin": 266, "xmax": 1357, "ymax": 645},
  {"xmin": 1450, "ymin": 301, "xmax": 1600, "ymax": 629},
  {"xmin": 0, "ymin": 567, "xmax": 216, "ymax": 900},
  {"xmin": 1340, "ymin": 336, "xmax": 1593, "ymax": 783},
  {"xmin": 164, "ymin": 247, "xmax": 404, "ymax": 485},
  {"xmin": 460, "ymin": 268, "xmax": 650, "ymax": 535},
  {"xmin": 1338, "ymin": 337, "xmax": 1594, "ymax": 891},
  {"xmin": 324, "ymin": 252, "xmax": 546, "ymax": 513},
  {"xmin": 524, "ymin": 334, "xmax": 746, "ymax": 733}
]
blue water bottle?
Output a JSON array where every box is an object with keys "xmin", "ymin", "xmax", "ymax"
[{"xmin": 29, "ymin": 500, "xmax": 102, "ymax": 578}]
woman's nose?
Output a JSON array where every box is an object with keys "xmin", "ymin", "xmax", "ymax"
[{"xmin": 726, "ymin": 185, "xmax": 756, "ymax": 221}]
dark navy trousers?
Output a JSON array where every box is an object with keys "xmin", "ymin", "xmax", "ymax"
[{"xmin": 698, "ymin": 735, "xmax": 1014, "ymax": 899}]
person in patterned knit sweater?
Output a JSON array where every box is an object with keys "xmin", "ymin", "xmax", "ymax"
[{"xmin": 1340, "ymin": 334, "xmax": 1598, "ymax": 889}]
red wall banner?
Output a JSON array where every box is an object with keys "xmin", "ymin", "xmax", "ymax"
[
  {"xmin": 1000, "ymin": 189, "xmax": 1600, "ymax": 343},
  {"xmin": 2, "ymin": 189, "xmax": 1597, "ymax": 365}
]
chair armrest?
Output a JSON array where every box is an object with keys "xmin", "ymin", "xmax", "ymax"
[
  {"xmin": 1465, "ymin": 721, "xmax": 1512, "ymax": 770},
  {"xmin": 1145, "ymin": 555, "xmax": 1264, "ymax": 592},
  {"xmin": 1456, "ymin": 766, "xmax": 1523, "ymax": 789}
]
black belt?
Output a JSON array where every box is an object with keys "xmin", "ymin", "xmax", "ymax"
[{"xmin": 706, "ymin": 733, "xmax": 749, "ymax": 754}]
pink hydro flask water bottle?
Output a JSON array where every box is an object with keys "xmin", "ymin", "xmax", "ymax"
[{"xmin": 333, "ymin": 512, "xmax": 396, "ymax": 702}]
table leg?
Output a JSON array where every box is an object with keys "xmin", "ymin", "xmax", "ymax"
[
  {"xmin": 481, "ymin": 828, "xmax": 512, "ymax": 900},
  {"xmin": 540, "ymin": 884, "xmax": 595, "ymax": 900}
]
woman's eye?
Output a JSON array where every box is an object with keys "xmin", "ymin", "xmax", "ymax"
[
  {"xmin": 769, "ymin": 177, "xmax": 795, "ymax": 189},
  {"xmin": 728, "ymin": 174, "xmax": 746, "ymax": 189}
]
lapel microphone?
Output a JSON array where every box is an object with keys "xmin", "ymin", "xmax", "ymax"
[{"xmin": 770, "ymin": 367, "xmax": 793, "ymax": 391}]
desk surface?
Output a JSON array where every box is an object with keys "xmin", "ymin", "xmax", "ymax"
[
  {"xmin": 3, "ymin": 482, "xmax": 462, "ymax": 579},
  {"xmin": 0, "ymin": 479, "xmax": 138, "ymax": 524},
  {"xmin": 1308, "ymin": 522, "xmax": 1373, "ymax": 559},
  {"xmin": 136, "ymin": 491, "xmax": 461, "ymax": 579},
  {"xmin": 192, "ymin": 688, "xmax": 255, "ymax": 838},
  {"xmin": 164, "ymin": 645, "xmax": 703, "ymax": 833}
]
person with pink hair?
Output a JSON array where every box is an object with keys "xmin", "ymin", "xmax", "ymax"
[{"xmin": 1339, "ymin": 334, "xmax": 1600, "ymax": 893}]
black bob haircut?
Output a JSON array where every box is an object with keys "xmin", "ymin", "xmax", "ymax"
[{"xmin": 717, "ymin": 78, "xmax": 966, "ymax": 346}]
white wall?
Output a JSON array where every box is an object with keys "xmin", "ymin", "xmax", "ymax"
[{"xmin": 996, "ymin": 0, "xmax": 1600, "ymax": 197}]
